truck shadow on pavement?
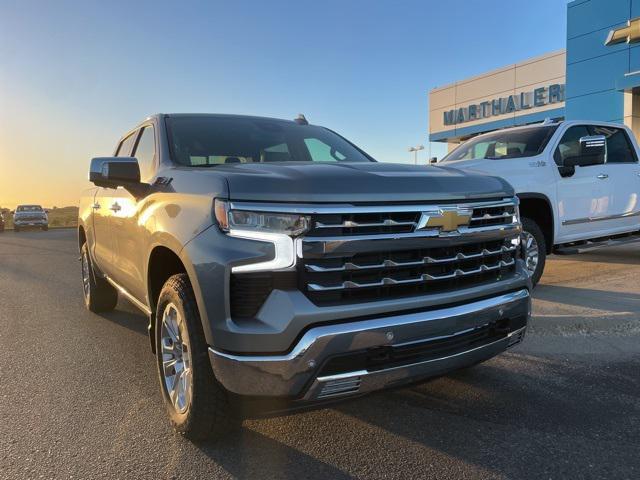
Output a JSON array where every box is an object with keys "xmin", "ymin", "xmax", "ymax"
[
  {"xmin": 534, "ymin": 284, "xmax": 640, "ymax": 314},
  {"xmin": 98, "ymin": 301, "xmax": 148, "ymax": 336},
  {"xmin": 548, "ymin": 248, "xmax": 640, "ymax": 265},
  {"xmin": 195, "ymin": 429, "xmax": 353, "ymax": 479},
  {"xmin": 328, "ymin": 352, "xmax": 640, "ymax": 479},
  {"xmin": 188, "ymin": 352, "xmax": 639, "ymax": 479}
]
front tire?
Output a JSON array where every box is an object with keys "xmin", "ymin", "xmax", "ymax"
[
  {"xmin": 42, "ymin": 225, "xmax": 48, "ymax": 231},
  {"xmin": 521, "ymin": 217, "xmax": 546, "ymax": 287},
  {"xmin": 14, "ymin": 226, "xmax": 20, "ymax": 232},
  {"xmin": 155, "ymin": 274, "xmax": 236, "ymax": 441},
  {"xmin": 80, "ymin": 243, "xmax": 118, "ymax": 312}
]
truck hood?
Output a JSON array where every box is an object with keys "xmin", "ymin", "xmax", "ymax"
[
  {"xmin": 441, "ymin": 158, "xmax": 494, "ymax": 170},
  {"xmin": 442, "ymin": 154, "xmax": 546, "ymax": 172},
  {"xmin": 210, "ymin": 162, "xmax": 513, "ymax": 203}
]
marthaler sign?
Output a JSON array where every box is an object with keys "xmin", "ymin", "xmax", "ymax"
[{"xmin": 443, "ymin": 83, "xmax": 565, "ymax": 126}]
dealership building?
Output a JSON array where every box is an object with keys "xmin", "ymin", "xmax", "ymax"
[{"xmin": 429, "ymin": 0, "xmax": 640, "ymax": 150}]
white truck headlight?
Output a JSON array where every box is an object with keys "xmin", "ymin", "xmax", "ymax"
[
  {"xmin": 215, "ymin": 199, "xmax": 310, "ymax": 272},
  {"xmin": 513, "ymin": 203, "xmax": 521, "ymax": 224}
]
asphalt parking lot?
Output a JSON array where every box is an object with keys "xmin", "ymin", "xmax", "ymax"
[{"xmin": 1, "ymin": 229, "xmax": 638, "ymax": 480}]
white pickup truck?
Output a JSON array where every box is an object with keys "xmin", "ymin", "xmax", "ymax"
[{"xmin": 441, "ymin": 120, "xmax": 640, "ymax": 285}]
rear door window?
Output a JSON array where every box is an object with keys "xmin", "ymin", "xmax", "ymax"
[{"xmin": 590, "ymin": 126, "xmax": 637, "ymax": 164}]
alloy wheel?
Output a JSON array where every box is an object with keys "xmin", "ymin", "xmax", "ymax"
[
  {"xmin": 81, "ymin": 252, "xmax": 91, "ymax": 300},
  {"xmin": 160, "ymin": 303, "xmax": 193, "ymax": 414},
  {"xmin": 522, "ymin": 231, "xmax": 539, "ymax": 277}
]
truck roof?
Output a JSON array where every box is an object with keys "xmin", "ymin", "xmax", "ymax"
[
  {"xmin": 146, "ymin": 113, "xmax": 301, "ymax": 125},
  {"xmin": 468, "ymin": 119, "xmax": 631, "ymax": 140}
]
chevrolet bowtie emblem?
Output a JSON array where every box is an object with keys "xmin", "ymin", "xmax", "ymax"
[
  {"xmin": 605, "ymin": 17, "xmax": 640, "ymax": 46},
  {"xmin": 417, "ymin": 208, "xmax": 472, "ymax": 233}
]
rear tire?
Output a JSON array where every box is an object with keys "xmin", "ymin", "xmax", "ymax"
[
  {"xmin": 155, "ymin": 273, "xmax": 237, "ymax": 441},
  {"xmin": 42, "ymin": 226, "xmax": 48, "ymax": 231},
  {"xmin": 521, "ymin": 217, "xmax": 546, "ymax": 287},
  {"xmin": 81, "ymin": 243, "xmax": 118, "ymax": 312},
  {"xmin": 14, "ymin": 226, "xmax": 20, "ymax": 232}
]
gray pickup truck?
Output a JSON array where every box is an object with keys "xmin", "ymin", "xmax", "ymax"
[
  {"xmin": 13, "ymin": 205, "xmax": 49, "ymax": 231},
  {"xmin": 78, "ymin": 113, "xmax": 531, "ymax": 440}
]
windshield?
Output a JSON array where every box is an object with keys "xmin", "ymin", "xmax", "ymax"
[
  {"xmin": 443, "ymin": 126, "xmax": 558, "ymax": 162},
  {"xmin": 166, "ymin": 116, "xmax": 374, "ymax": 166},
  {"xmin": 17, "ymin": 205, "xmax": 43, "ymax": 212}
]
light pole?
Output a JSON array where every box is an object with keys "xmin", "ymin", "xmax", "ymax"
[{"xmin": 408, "ymin": 145, "xmax": 425, "ymax": 165}]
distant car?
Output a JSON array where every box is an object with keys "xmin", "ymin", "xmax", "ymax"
[
  {"xmin": 12, "ymin": 205, "xmax": 49, "ymax": 232},
  {"xmin": 0, "ymin": 211, "xmax": 5, "ymax": 232}
]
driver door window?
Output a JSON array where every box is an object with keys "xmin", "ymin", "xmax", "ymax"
[
  {"xmin": 132, "ymin": 126, "xmax": 156, "ymax": 182},
  {"xmin": 553, "ymin": 125, "xmax": 590, "ymax": 166},
  {"xmin": 116, "ymin": 132, "xmax": 137, "ymax": 157}
]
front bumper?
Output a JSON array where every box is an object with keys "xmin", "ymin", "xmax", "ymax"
[
  {"xmin": 209, "ymin": 289, "xmax": 530, "ymax": 402},
  {"xmin": 14, "ymin": 219, "xmax": 47, "ymax": 226}
]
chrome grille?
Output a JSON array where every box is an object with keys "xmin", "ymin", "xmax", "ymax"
[
  {"xmin": 301, "ymin": 239, "xmax": 517, "ymax": 304},
  {"xmin": 469, "ymin": 204, "xmax": 517, "ymax": 228},
  {"xmin": 298, "ymin": 198, "xmax": 520, "ymax": 306},
  {"xmin": 308, "ymin": 211, "xmax": 419, "ymax": 236},
  {"xmin": 317, "ymin": 376, "xmax": 362, "ymax": 399},
  {"xmin": 306, "ymin": 199, "xmax": 517, "ymax": 237}
]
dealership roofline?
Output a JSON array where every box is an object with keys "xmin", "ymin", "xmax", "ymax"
[{"xmin": 429, "ymin": 49, "xmax": 567, "ymax": 94}]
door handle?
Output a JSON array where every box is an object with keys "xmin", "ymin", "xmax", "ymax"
[
  {"xmin": 92, "ymin": 203, "xmax": 100, "ymax": 210},
  {"xmin": 110, "ymin": 203, "xmax": 121, "ymax": 212},
  {"xmin": 596, "ymin": 174, "xmax": 609, "ymax": 180}
]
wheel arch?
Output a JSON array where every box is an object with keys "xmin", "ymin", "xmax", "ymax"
[
  {"xmin": 517, "ymin": 193, "xmax": 554, "ymax": 254},
  {"xmin": 78, "ymin": 224, "xmax": 87, "ymax": 250},
  {"xmin": 146, "ymin": 245, "xmax": 190, "ymax": 353}
]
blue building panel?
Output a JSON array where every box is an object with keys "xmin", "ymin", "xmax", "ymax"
[
  {"xmin": 564, "ymin": 89, "xmax": 624, "ymax": 122},
  {"xmin": 566, "ymin": 50, "xmax": 629, "ymax": 99},
  {"xmin": 565, "ymin": 0, "xmax": 634, "ymax": 124},
  {"xmin": 567, "ymin": 0, "xmax": 630, "ymax": 39},
  {"xmin": 566, "ymin": 25, "xmax": 628, "ymax": 64},
  {"xmin": 628, "ymin": 44, "xmax": 640, "ymax": 72}
]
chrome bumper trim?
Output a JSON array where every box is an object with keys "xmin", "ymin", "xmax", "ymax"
[
  {"xmin": 307, "ymin": 326, "xmax": 527, "ymax": 400},
  {"xmin": 209, "ymin": 289, "xmax": 530, "ymax": 399}
]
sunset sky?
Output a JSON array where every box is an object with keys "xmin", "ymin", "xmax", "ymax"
[{"xmin": 0, "ymin": 0, "xmax": 566, "ymax": 209}]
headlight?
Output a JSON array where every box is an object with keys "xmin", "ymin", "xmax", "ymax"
[
  {"xmin": 214, "ymin": 199, "xmax": 310, "ymax": 273},
  {"xmin": 513, "ymin": 203, "xmax": 521, "ymax": 224}
]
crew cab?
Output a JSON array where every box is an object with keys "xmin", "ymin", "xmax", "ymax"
[
  {"xmin": 442, "ymin": 120, "xmax": 640, "ymax": 285},
  {"xmin": 78, "ymin": 113, "xmax": 531, "ymax": 440}
]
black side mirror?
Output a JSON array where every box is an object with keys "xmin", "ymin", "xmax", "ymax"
[
  {"xmin": 89, "ymin": 157, "xmax": 150, "ymax": 197},
  {"xmin": 429, "ymin": 157, "xmax": 438, "ymax": 164},
  {"xmin": 89, "ymin": 157, "xmax": 140, "ymax": 186}
]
